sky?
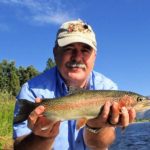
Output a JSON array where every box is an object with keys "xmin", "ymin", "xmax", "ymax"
[{"xmin": 0, "ymin": 0, "xmax": 150, "ymax": 96}]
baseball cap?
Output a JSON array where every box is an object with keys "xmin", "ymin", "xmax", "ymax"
[{"xmin": 56, "ymin": 19, "xmax": 97, "ymax": 51}]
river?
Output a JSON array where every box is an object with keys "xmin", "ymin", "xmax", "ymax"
[{"xmin": 109, "ymin": 122, "xmax": 150, "ymax": 150}]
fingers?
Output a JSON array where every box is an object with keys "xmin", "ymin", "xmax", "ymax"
[
  {"xmin": 120, "ymin": 107, "xmax": 129, "ymax": 127},
  {"xmin": 94, "ymin": 100, "xmax": 136, "ymax": 128},
  {"xmin": 109, "ymin": 102, "xmax": 120, "ymax": 125},
  {"xmin": 28, "ymin": 97, "xmax": 44, "ymax": 129},
  {"xmin": 128, "ymin": 108, "xmax": 136, "ymax": 123},
  {"xmin": 109, "ymin": 103, "xmax": 130, "ymax": 127},
  {"xmin": 33, "ymin": 117, "xmax": 60, "ymax": 138},
  {"xmin": 35, "ymin": 97, "xmax": 42, "ymax": 103},
  {"xmin": 86, "ymin": 101, "xmax": 112, "ymax": 128},
  {"xmin": 109, "ymin": 104, "xmax": 136, "ymax": 127},
  {"xmin": 99, "ymin": 101, "xmax": 111, "ymax": 122},
  {"xmin": 48, "ymin": 121, "xmax": 61, "ymax": 138},
  {"xmin": 28, "ymin": 105, "xmax": 45, "ymax": 130},
  {"xmin": 27, "ymin": 97, "xmax": 60, "ymax": 138}
]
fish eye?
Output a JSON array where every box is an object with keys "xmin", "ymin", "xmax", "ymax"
[{"xmin": 137, "ymin": 97, "xmax": 143, "ymax": 102}]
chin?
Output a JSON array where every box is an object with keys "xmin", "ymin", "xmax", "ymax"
[{"xmin": 67, "ymin": 72, "xmax": 86, "ymax": 81}]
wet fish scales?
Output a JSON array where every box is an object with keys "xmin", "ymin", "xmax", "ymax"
[{"xmin": 14, "ymin": 90, "xmax": 150, "ymax": 124}]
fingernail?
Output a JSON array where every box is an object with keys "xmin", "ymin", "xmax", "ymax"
[
  {"xmin": 113, "ymin": 101, "xmax": 118, "ymax": 105},
  {"xmin": 106, "ymin": 101, "xmax": 111, "ymax": 106},
  {"xmin": 35, "ymin": 98, "xmax": 42, "ymax": 103},
  {"xmin": 35, "ymin": 106, "xmax": 45, "ymax": 114},
  {"xmin": 40, "ymin": 105, "xmax": 45, "ymax": 108},
  {"xmin": 121, "ymin": 107, "xmax": 127, "ymax": 113}
]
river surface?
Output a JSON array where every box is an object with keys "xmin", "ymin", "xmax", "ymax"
[{"xmin": 109, "ymin": 122, "xmax": 150, "ymax": 150}]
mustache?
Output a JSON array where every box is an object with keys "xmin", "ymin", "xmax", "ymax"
[{"xmin": 66, "ymin": 61, "xmax": 86, "ymax": 69}]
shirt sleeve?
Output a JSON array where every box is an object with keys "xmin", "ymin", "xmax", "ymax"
[
  {"xmin": 13, "ymin": 82, "xmax": 36, "ymax": 139},
  {"xmin": 89, "ymin": 71, "xmax": 118, "ymax": 91}
]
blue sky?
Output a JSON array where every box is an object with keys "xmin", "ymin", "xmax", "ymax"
[{"xmin": 0, "ymin": 0, "xmax": 150, "ymax": 96}]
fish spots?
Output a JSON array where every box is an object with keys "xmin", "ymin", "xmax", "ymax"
[{"xmin": 45, "ymin": 98, "xmax": 102, "ymax": 111}]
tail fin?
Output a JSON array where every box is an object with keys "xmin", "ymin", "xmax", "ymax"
[{"xmin": 14, "ymin": 99, "xmax": 36, "ymax": 124}]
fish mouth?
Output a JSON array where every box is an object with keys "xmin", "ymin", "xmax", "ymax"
[
  {"xmin": 135, "ymin": 99, "xmax": 150, "ymax": 112},
  {"xmin": 145, "ymin": 96, "xmax": 150, "ymax": 100}
]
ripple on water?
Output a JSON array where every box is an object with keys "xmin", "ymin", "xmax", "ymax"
[{"xmin": 109, "ymin": 122, "xmax": 150, "ymax": 150}]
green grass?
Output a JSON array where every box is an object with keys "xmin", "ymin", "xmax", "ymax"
[
  {"xmin": 136, "ymin": 119, "xmax": 150, "ymax": 122},
  {"xmin": 0, "ymin": 91, "xmax": 15, "ymax": 150}
]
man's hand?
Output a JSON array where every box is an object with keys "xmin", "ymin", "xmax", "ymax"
[
  {"xmin": 14, "ymin": 98, "xmax": 60, "ymax": 150},
  {"xmin": 86, "ymin": 100, "xmax": 136, "ymax": 128},
  {"xmin": 84, "ymin": 98, "xmax": 136, "ymax": 150},
  {"xmin": 28, "ymin": 98, "xmax": 60, "ymax": 138}
]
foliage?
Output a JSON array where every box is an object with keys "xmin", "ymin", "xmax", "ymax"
[
  {"xmin": 44, "ymin": 58, "xmax": 56, "ymax": 71},
  {"xmin": 0, "ymin": 90, "xmax": 15, "ymax": 149},
  {"xmin": 0, "ymin": 57, "xmax": 55, "ymax": 149},
  {"xmin": 0, "ymin": 58, "xmax": 55, "ymax": 97},
  {"xmin": 0, "ymin": 60, "xmax": 20, "ymax": 95},
  {"xmin": 136, "ymin": 119, "xmax": 150, "ymax": 122},
  {"xmin": 18, "ymin": 65, "xmax": 39, "ymax": 87},
  {"xmin": 0, "ymin": 60, "xmax": 20, "ymax": 96},
  {"xmin": 0, "ymin": 60, "xmax": 40, "ymax": 96}
]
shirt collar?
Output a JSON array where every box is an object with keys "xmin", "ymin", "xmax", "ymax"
[{"xmin": 56, "ymin": 67, "xmax": 68, "ymax": 96}]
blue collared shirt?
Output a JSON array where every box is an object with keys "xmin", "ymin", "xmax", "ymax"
[{"xmin": 13, "ymin": 66, "xmax": 117, "ymax": 150}]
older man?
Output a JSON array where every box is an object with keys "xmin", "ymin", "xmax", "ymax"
[{"xmin": 13, "ymin": 19, "xmax": 136, "ymax": 150}]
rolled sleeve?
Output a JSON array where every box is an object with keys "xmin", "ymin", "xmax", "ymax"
[
  {"xmin": 13, "ymin": 120, "xmax": 31, "ymax": 139},
  {"xmin": 13, "ymin": 83, "xmax": 36, "ymax": 139}
]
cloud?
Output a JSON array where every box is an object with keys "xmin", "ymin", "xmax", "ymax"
[{"xmin": 0, "ymin": 0, "xmax": 78, "ymax": 25}]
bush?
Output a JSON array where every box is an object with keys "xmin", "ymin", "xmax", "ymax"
[{"xmin": 0, "ymin": 90, "xmax": 15, "ymax": 149}]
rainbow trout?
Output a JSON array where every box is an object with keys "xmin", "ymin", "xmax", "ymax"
[{"xmin": 14, "ymin": 90, "xmax": 150, "ymax": 124}]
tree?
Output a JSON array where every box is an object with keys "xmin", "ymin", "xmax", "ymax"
[
  {"xmin": 26, "ymin": 65, "xmax": 39, "ymax": 78},
  {"xmin": 44, "ymin": 58, "xmax": 55, "ymax": 71},
  {"xmin": 0, "ymin": 60, "xmax": 9, "ymax": 91},
  {"xmin": 18, "ymin": 65, "xmax": 39, "ymax": 87},
  {"xmin": 18, "ymin": 66, "xmax": 29, "ymax": 87},
  {"xmin": 0, "ymin": 57, "xmax": 54, "ymax": 96},
  {"xmin": 0, "ymin": 60, "xmax": 20, "ymax": 95},
  {"xmin": 9, "ymin": 69, "xmax": 20, "ymax": 96},
  {"xmin": 6, "ymin": 61, "xmax": 20, "ymax": 96}
]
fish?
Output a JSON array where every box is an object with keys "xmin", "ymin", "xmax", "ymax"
[{"xmin": 14, "ymin": 90, "xmax": 150, "ymax": 127}]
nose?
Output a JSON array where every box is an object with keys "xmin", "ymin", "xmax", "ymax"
[{"xmin": 71, "ymin": 50, "xmax": 83, "ymax": 61}]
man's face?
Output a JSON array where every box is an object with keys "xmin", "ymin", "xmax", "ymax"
[{"xmin": 54, "ymin": 43, "xmax": 96, "ymax": 86}]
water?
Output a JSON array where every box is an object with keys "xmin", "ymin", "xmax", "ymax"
[{"xmin": 109, "ymin": 122, "xmax": 150, "ymax": 150}]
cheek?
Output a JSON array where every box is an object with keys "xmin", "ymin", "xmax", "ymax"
[
  {"xmin": 86, "ymin": 54, "xmax": 96, "ymax": 69},
  {"xmin": 56, "ymin": 54, "xmax": 70, "ymax": 68}
]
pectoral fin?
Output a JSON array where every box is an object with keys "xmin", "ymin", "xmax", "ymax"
[{"xmin": 76, "ymin": 118, "xmax": 87, "ymax": 130}]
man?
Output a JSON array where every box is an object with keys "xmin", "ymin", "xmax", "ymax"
[{"xmin": 13, "ymin": 19, "xmax": 136, "ymax": 150}]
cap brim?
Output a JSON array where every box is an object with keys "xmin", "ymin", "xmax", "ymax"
[{"xmin": 57, "ymin": 35, "xmax": 97, "ymax": 50}]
